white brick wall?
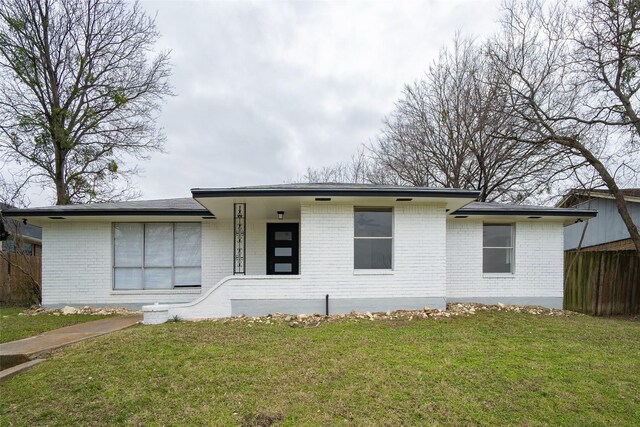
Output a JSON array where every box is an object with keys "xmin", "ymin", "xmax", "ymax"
[
  {"xmin": 41, "ymin": 219, "xmax": 276, "ymax": 307},
  {"xmin": 41, "ymin": 203, "xmax": 566, "ymax": 314},
  {"xmin": 202, "ymin": 218, "xmax": 274, "ymax": 287},
  {"xmin": 228, "ymin": 203, "xmax": 446, "ymax": 299},
  {"xmin": 42, "ymin": 222, "xmax": 112, "ymax": 306},
  {"xmin": 185, "ymin": 202, "xmax": 447, "ymax": 303},
  {"xmin": 201, "ymin": 220, "xmax": 230, "ymax": 291},
  {"xmin": 155, "ymin": 202, "xmax": 448, "ymax": 320},
  {"xmin": 446, "ymin": 219, "xmax": 564, "ymax": 299},
  {"xmin": 42, "ymin": 221, "xmax": 206, "ymax": 307}
]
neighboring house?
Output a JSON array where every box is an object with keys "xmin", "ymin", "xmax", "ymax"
[
  {"xmin": 558, "ymin": 188, "xmax": 640, "ymax": 251},
  {"xmin": 3, "ymin": 184, "xmax": 596, "ymax": 323},
  {"xmin": 0, "ymin": 203, "xmax": 42, "ymax": 256}
]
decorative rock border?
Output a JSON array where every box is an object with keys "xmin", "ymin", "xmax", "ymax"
[
  {"xmin": 18, "ymin": 303, "xmax": 580, "ymax": 325},
  {"xmin": 18, "ymin": 305, "xmax": 141, "ymax": 316},
  {"xmin": 199, "ymin": 303, "xmax": 582, "ymax": 328}
]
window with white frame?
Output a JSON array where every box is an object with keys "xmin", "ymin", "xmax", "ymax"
[
  {"xmin": 483, "ymin": 224, "xmax": 514, "ymax": 273},
  {"xmin": 354, "ymin": 207, "xmax": 393, "ymax": 269},
  {"xmin": 113, "ymin": 223, "xmax": 202, "ymax": 290}
]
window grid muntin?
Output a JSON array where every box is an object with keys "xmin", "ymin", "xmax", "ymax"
[
  {"xmin": 354, "ymin": 207, "xmax": 393, "ymax": 270},
  {"xmin": 113, "ymin": 222, "xmax": 202, "ymax": 290},
  {"xmin": 482, "ymin": 224, "xmax": 515, "ymax": 273}
]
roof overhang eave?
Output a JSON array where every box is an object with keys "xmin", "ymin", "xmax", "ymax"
[
  {"xmin": 557, "ymin": 190, "xmax": 640, "ymax": 207},
  {"xmin": 2, "ymin": 209, "xmax": 210, "ymax": 218},
  {"xmin": 452, "ymin": 209, "xmax": 597, "ymax": 218},
  {"xmin": 449, "ymin": 208, "xmax": 597, "ymax": 225},
  {"xmin": 191, "ymin": 187, "xmax": 481, "ymax": 199}
]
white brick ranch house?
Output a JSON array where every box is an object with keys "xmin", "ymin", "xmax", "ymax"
[{"xmin": 3, "ymin": 184, "xmax": 596, "ymax": 324}]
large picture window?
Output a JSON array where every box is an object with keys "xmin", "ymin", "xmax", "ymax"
[
  {"xmin": 483, "ymin": 224, "xmax": 514, "ymax": 273},
  {"xmin": 354, "ymin": 207, "xmax": 392, "ymax": 269},
  {"xmin": 113, "ymin": 223, "xmax": 202, "ymax": 290}
]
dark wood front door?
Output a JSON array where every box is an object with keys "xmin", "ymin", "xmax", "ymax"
[{"xmin": 266, "ymin": 223, "xmax": 299, "ymax": 275}]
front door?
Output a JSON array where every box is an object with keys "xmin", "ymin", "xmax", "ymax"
[{"xmin": 266, "ymin": 223, "xmax": 299, "ymax": 275}]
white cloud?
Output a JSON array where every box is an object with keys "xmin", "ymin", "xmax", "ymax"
[{"xmin": 15, "ymin": 0, "xmax": 502, "ymax": 205}]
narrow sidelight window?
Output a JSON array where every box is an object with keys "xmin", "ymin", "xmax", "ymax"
[
  {"xmin": 113, "ymin": 223, "xmax": 202, "ymax": 290},
  {"xmin": 354, "ymin": 207, "xmax": 392, "ymax": 269},
  {"xmin": 483, "ymin": 224, "xmax": 514, "ymax": 273}
]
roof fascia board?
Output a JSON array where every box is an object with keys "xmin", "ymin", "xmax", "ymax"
[
  {"xmin": 451, "ymin": 209, "xmax": 597, "ymax": 217},
  {"xmin": 587, "ymin": 192, "xmax": 640, "ymax": 203},
  {"xmin": 555, "ymin": 194, "xmax": 574, "ymax": 208},
  {"xmin": 5, "ymin": 234, "xmax": 41, "ymax": 244},
  {"xmin": 559, "ymin": 191, "xmax": 640, "ymax": 206},
  {"xmin": 191, "ymin": 188, "xmax": 480, "ymax": 199},
  {"xmin": 3, "ymin": 209, "xmax": 210, "ymax": 218}
]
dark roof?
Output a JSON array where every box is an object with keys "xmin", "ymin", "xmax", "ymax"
[
  {"xmin": 192, "ymin": 183, "xmax": 481, "ymax": 198},
  {"xmin": 2, "ymin": 198, "xmax": 210, "ymax": 218},
  {"xmin": 558, "ymin": 188, "xmax": 640, "ymax": 208},
  {"xmin": 1, "ymin": 186, "xmax": 597, "ymax": 220},
  {"xmin": 453, "ymin": 201, "xmax": 597, "ymax": 217},
  {"xmin": 1, "ymin": 204, "xmax": 42, "ymax": 240},
  {"xmin": 5, "ymin": 220, "xmax": 43, "ymax": 240}
]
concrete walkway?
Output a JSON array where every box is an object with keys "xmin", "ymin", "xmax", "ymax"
[{"xmin": 0, "ymin": 314, "xmax": 141, "ymax": 379}]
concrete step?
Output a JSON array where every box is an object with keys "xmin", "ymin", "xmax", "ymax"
[{"xmin": 0, "ymin": 359, "xmax": 45, "ymax": 383}]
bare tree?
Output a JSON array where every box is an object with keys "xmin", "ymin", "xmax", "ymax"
[
  {"xmin": 488, "ymin": 0, "xmax": 640, "ymax": 253},
  {"xmin": 370, "ymin": 37, "xmax": 579, "ymax": 202},
  {"xmin": 0, "ymin": 170, "xmax": 30, "ymax": 208},
  {"xmin": 301, "ymin": 147, "xmax": 374, "ymax": 184},
  {"xmin": 303, "ymin": 38, "xmax": 579, "ymax": 202},
  {"xmin": 0, "ymin": 0, "xmax": 172, "ymax": 205},
  {"xmin": 576, "ymin": 0, "xmax": 640, "ymax": 135}
]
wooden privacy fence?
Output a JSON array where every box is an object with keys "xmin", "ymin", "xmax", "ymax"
[
  {"xmin": 0, "ymin": 253, "xmax": 41, "ymax": 306},
  {"xmin": 564, "ymin": 250, "xmax": 639, "ymax": 315}
]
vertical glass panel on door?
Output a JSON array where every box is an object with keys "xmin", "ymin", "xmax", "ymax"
[
  {"xmin": 274, "ymin": 247, "xmax": 292, "ymax": 257},
  {"xmin": 114, "ymin": 223, "xmax": 143, "ymax": 267},
  {"xmin": 274, "ymin": 263, "xmax": 293, "ymax": 273},
  {"xmin": 274, "ymin": 231, "xmax": 293, "ymax": 241},
  {"xmin": 145, "ymin": 223, "xmax": 173, "ymax": 267}
]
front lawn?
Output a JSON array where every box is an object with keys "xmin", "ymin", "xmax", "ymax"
[
  {"xmin": 1, "ymin": 311, "xmax": 639, "ymax": 425},
  {"xmin": 0, "ymin": 307, "xmax": 114, "ymax": 344}
]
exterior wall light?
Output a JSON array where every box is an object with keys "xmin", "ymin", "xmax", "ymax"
[{"xmin": 277, "ymin": 211, "xmax": 285, "ymax": 220}]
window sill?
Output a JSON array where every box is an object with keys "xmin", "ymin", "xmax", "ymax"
[
  {"xmin": 111, "ymin": 289, "xmax": 202, "ymax": 296},
  {"xmin": 482, "ymin": 273, "xmax": 515, "ymax": 279},
  {"xmin": 353, "ymin": 270, "xmax": 395, "ymax": 276}
]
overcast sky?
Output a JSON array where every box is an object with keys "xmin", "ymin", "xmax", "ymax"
[{"xmin": 28, "ymin": 0, "xmax": 503, "ymax": 206}]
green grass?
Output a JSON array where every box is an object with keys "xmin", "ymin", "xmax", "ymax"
[
  {"xmin": 0, "ymin": 307, "xmax": 114, "ymax": 344},
  {"xmin": 1, "ymin": 312, "xmax": 639, "ymax": 426}
]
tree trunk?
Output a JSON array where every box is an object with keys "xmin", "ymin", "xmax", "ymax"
[
  {"xmin": 53, "ymin": 146, "xmax": 68, "ymax": 205},
  {"xmin": 55, "ymin": 182, "xmax": 68, "ymax": 205},
  {"xmin": 573, "ymin": 142, "xmax": 640, "ymax": 256}
]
